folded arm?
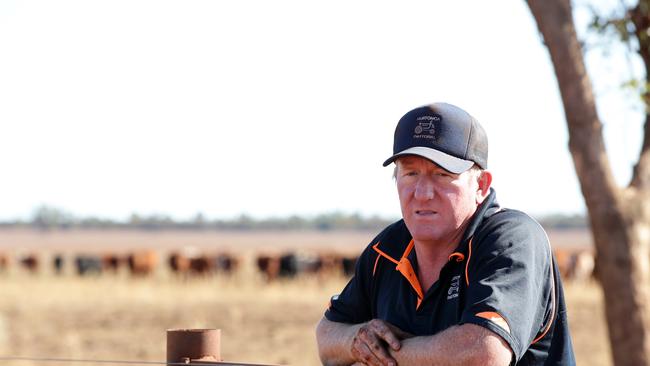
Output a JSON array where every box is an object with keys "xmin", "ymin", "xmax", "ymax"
[
  {"xmin": 316, "ymin": 317, "xmax": 511, "ymax": 366},
  {"xmin": 390, "ymin": 323, "xmax": 512, "ymax": 366},
  {"xmin": 316, "ymin": 317, "xmax": 404, "ymax": 366}
]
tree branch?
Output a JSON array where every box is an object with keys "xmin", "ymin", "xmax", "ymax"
[{"xmin": 629, "ymin": 1, "xmax": 650, "ymax": 189}]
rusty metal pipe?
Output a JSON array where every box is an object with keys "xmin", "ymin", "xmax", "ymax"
[{"xmin": 166, "ymin": 328, "xmax": 221, "ymax": 364}]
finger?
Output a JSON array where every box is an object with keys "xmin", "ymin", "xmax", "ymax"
[
  {"xmin": 352, "ymin": 340, "xmax": 384, "ymax": 366},
  {"xmin": 368, "ymin": 341, "xmax": 397, "ymax": 366},
  {"xmin": 369, "ymin": 321, "xmax": 401, "ymax": 351},
  {"xmin": 385, "ymin": 322, "xmax": 414, "ymax": 341},
  {"xmin": 356, "ymin": 327, "xmax": 397, "ymax": 366}
]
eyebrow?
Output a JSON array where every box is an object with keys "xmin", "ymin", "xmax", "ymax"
[
  {"xmin": 397, "ymin": 157, "xmax": 420, "ymax": 167},
  {"xmin": 400, "ymin": 162, "xmax": 458, "ymax": 177}
]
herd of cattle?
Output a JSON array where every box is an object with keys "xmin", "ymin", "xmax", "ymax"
[
  {"xmin": 0, "ymin": 250, "xmax": 359, "ymax": 281},
  {"xmin": 0, "ymin": 247, "xmax": 595, "ymax": 282}
]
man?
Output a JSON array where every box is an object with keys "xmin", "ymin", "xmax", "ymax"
[{"xmin": 315, "ymin": 103, "xmax": 575, "ymax": 366}]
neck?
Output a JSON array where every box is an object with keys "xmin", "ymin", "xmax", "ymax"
[
  {"xmin": 413, "ymin": 240, "xmax": 457, "ymax": 292},
  {"xmin": 412, "ymin": 223, "xmax": 469, "ymax": 291},
  {"xmin": 413, "ymin": 240, "xmax": 457, "ymax": 267}
]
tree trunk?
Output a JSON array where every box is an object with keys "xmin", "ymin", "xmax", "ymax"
[{"xmin": 526, "ymin": 0, "xmax": 650, "ymax": 365}]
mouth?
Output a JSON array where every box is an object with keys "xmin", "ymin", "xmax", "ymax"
[{"xmin": 415, "ymin": 210, "xmax": 437, "ymax": 216}]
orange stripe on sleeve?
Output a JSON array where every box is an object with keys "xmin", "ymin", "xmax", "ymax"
[{"xmin": 476, "ymin": 311, "xmax": 511, "ymax": 334}]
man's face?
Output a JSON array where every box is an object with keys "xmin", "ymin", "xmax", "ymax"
[{"xmin": 395, "ymin": 155, "xmax": 485, "ymax": 247}]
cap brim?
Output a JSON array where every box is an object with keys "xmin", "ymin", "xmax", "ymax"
[{"xmin": 382, "ymin": 146, "xmax": 474, "ymax": 174}]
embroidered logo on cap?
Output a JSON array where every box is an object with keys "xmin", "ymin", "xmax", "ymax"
[{"xmin": 413, "ymin": 115, "xmax": 439, "ymax": 139}]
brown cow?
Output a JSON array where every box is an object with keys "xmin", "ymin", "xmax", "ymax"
[
  {"xmin": 20, "ymin": 254, "xmax": 39, "ymax": 274},
  {"xmin": 553, "ymin": 247, "xmax": 594, "ymax": 282},
  {"xmin": 189, "ymin": 255, "xmax": 213, "ymax": 275},
  {"xmin": 127, "ymin": 250, "xmax": 158, "ymax": 276},
  {"xmin": 169, "ymin": 251, "xmax": 239, "ymax": 278},
  {"xmin": 256, "ymin": 254, "xmax": 281, "ymax": 282},
  {"xmin": 102, "ymin": 253, "xmax": 122, "ymax": 274},
  {"xmin": 168, "ymin": 251, "xmax": 191, "ymax": 275},
  {"xmin": 0, "ymin": 253, "xmax": 9, "ymax": 274},
  {"xmin": 316, "ymin": 252, "xmax": 345, "ymax": 278}
]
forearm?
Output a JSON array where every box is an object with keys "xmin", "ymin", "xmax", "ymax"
[
  {"xmin": 390, "ymin": 324, "xmax": 512, "ymax": 366},
  {"xmin": 315, "ymin": 317, "xmax": 362, "ymax": 366}
]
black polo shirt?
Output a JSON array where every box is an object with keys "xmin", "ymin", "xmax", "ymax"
[{"xmin": 325, "ymin": 190, "xmax": 575, "ymax": 365}]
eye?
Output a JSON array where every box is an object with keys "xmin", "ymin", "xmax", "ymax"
[
  {"xmin": 400, "ymin": 169, "xmax": 418, "ymax": 177},
  {"xmin": 434, "ymin": 170, "xmax": 455, "ymax": 179}
]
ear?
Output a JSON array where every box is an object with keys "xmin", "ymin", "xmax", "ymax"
[{"xmin": 475, "ymin": 170, "xmax": 492, "ymax": 205}]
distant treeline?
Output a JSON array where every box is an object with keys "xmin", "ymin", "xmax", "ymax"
[{"xmin": 0, "ymin": 206, "xmax": 588, "ymax": 231}]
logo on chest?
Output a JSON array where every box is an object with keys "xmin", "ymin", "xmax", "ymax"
[{"xmin": 447, "ymin": 275, "xmax": 461, "ymax": 300}]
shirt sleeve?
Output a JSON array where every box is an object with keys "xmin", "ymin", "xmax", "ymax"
[
  {"xmin": 324, "ymin": 244, "xmax": 377, "ymax": 324},
  {"xmin": 459, "ymin": 212, "xmax": 554, "ymax": 363}
]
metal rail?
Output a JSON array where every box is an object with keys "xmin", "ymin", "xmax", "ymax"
[{"xmin": 0, "ymin": 356, "xmax": 279, "ymax": 366}]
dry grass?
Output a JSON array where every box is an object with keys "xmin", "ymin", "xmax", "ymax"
[
  {"xmin": 0, "ymin": 273, "xmax": 610, "ymax": 366},
  {"xmin": 563, "ymin": 281, "xmax": 611, "ymax": 366},
  {"xmin": 0, "ymin": 229, "xmax": 608, "ymax": 365},
  {"xmin": 0, "ymin": 271, "xmax": 341, "ymax": 365}
]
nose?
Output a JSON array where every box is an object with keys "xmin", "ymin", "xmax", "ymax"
[{"xmin": 413, "ymin": 176, "xmax": 435, "ymax": 201}]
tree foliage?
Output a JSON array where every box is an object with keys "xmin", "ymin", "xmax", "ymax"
[
  {"xmin": 0, "ymin": 205, "xmax": 399, "ymax": 231},
  {"xmin": 0, "ymin": 205, "xmax": 587, "ymax": 231}
]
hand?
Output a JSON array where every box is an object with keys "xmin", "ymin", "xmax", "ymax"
[{"xmin": 350, "ymin": 319, "xmax": 411, "ymax": 366}]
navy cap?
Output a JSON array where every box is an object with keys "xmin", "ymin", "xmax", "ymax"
[{"xmin": 382, "ymin": 103, "xmax": 488, "ymax": 173}]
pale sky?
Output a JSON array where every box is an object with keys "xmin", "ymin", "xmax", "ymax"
[{"xmin": 0, "ymin": 0, "xmax": 643, "ymax": 221}]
